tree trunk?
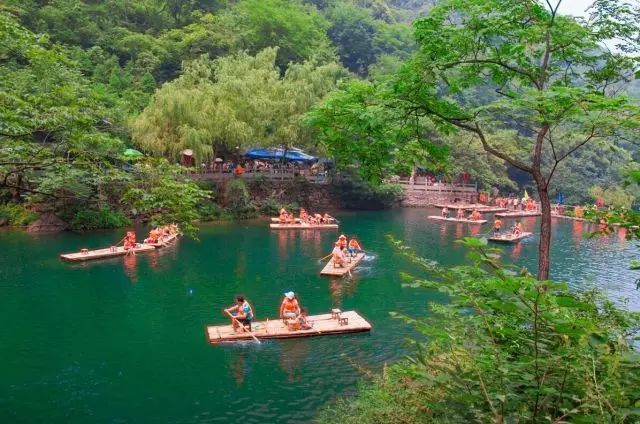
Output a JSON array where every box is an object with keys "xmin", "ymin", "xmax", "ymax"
[{"xmin": 533, "ymin": 174, "xmax": 551, "ymax": 280}]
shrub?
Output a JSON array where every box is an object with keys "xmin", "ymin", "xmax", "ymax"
[
  {"xmin": 70, "ymin": 208, "xmax": 130, "ymax": 231},
  {"xmin": 319, "ymin": 237, "xmax": 640, "ymax": 423},
  {"xmin": 225, "ymin": 179, "xmax": 257, "ymax": 219},
  {"xmin": 258, "ymin": 196, "xmax": 298, "ymax": 216},
  {"xmin": 197, "ymin": 201, "xmax": 232, "ymax": 221},
  {"xmin": 0, "ymin": 203, "xmax": 38, "ymax": 226}
]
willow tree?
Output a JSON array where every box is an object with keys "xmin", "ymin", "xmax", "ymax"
[
  {"xmin": 393, "ymin": 0, "xmax": 639, "ymax": 279},
  {"xmin": 131, "ymin": 48, "xmax": 348, "ymax": 163}
]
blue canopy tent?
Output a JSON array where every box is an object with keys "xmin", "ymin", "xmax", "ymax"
[{"xmin": 244, "ymin": 147, "xmax": 318, "ymax": 163}]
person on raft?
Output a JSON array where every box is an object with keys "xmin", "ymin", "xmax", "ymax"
[
  {"xmin": 513, "ymin": 220, "xmax": 523, "ymax": 236},
  {"xmin": 337, "ymin": 234, "xmax": 348, "ymax": 249},
  {"xmin": 332, "ymin": 241, "xmax": 347, "ymax": 267},
  {"xmin": 322, "ymin": 213, "xmax": 333, "ymax": 224},
  {"xmin": 493, "ymin": 218, "xmax": 503, "ymax": 235},
  {"xmin": 456, "ymin": 208, "xmax": 465, "ymax": 219},
  {"xmin": 224, "ymin": 295, "xmax": 254, "ymax": 331},
  {"xmin": 469, "ymin": 209, "xmax": 482, "ymax": 221},
  {"xmin": 347, "ymin": 238, "xmax": 362, "ymax": 257},
  {"xmin": 279, "ymin": 208, "xmax": 288, "ymax": 224},
  {"xmin": 441, "ymin": 206, "xmax": 450, "ymax": 218},
  {"xmin": 123, "ymin": 231, "xmax": 137, "ymax": 250},
  {"xmin": 298, "ymin": 308, "xmax": 312, "ymax": 330},
  {"xmin": 280, "ymin": 291, "xmax": 301, "ymax": 320}
]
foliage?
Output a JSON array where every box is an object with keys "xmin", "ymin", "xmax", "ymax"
[
  {"xmin": 122, "ymin": 159, "xmax": 211, "ymax": 237},
  {"xmin": 258, "ymin": 195, "xmax": 299, "ymax": 216},
  {"xmin": 0, "ymin": 203, "xmax": 38, "ymax": 226},
  {"xmin": 320, "ymin": 237, "xmax": 640, "ymax": 423},
  {"xmin": 197, "ymin": 201, "xmax": 232, "ymax": 222},
  {"xmin": 132, "ymin": 48, "xmax": 348, "ymax": 162},
  {"xmin": 224, "ymin": 179, "xmax": 258, "ymax": 219},
  {"xmin": 306, "ymin": 80, "xmax": 447, "ymax": 183},
  {"xmin": 69, "ymin": 208, "xmax": 130, "ymax": 231},
  {"xmin": 591, "ymin": 186, "xmax": 636, "ymax": 209},
  {"xmin": 331, "ymin": 176, "xmax": 404, "ymax": 209}
]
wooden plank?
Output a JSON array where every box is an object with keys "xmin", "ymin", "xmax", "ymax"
[
  {"xmin": 488, "ymin": 232, "xmax": 533, "ymax": 243},
  {"xmin": 495, "ymin": 211, "xmax": 541, "ymax": 218},
  {"xmin": 320, "ymin": 252, "xmax": 365, "ymax": 276},
  {"xmin": 427, "ymin": 216, "xmax": 487, "ymax": 224},
  {"xmin": 432, "ymin": 204, "xmax": 508, "ymax": 213},
  {"xmin": 270, "ymin": 223, "xmax": 338, "ymax": 230},
  {"xmin": 206, "ymin": 310, "xmax": 372, "ymax": 344},
  {"xmin": 60, "ymin": 244, "xmax": 156, "ymax": 262}
]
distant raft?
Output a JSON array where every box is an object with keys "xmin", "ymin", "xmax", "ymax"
[
  {"xmin": 433, "ymin": 203, "xmax": 508, "ymax": 213},
  {"xmin": 271, "ymin": 217, "xmax": 302, "ymax": 223},
  {"xmin": 320, "ymin": 252, "xmax": 366, "ymax": 276},
  {"xmin": 551, "ymin": 214, "xmax": 585, "ymax": 222},
  {"xmin": 488, "ymin": 232, "xmax": 533, "ymax": 243},
  {"xmin": 60, "ymin": 244, "xmax": 156, "ymax": 262},
  {"xmin": 427, "ymin": 216, "xmax": 487, "ymax": 224},
  {"xmin": 205, "ymin": 310, "xmax": 372, "ymax": 344},
  {"xmin": 495, "ymin": 211, "xmax": 541, "ymax": 218},
  {"xmin": 270, "ymin": 223, "xmax": 338, "ymax": 230}
]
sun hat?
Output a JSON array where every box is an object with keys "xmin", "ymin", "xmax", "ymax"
[{"xmin": 284, "ymin": 291, "xmax": 295, "ymax": 300}]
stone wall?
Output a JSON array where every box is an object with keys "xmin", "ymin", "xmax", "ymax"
[{"xmin": 400, "ymin": 184, "xmax": 478, "ymax": 207}]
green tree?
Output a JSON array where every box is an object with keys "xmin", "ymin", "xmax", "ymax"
[
  {"xmin": 132, "ymin": 48, "xmax": 348, "ymax": 162},
  {"xmin": 390, "ymin": 0, "xmax": 639, "ymax": 279}
]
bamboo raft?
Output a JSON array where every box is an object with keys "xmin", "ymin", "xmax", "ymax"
[
  {"xmin": 206, "ymin": 310, "xmax": 372, "ymax": 344},
  {"xmin": 271, "ymin": 217, "xmax": 302, "ymax": 223},
  {"xmin": 427, "ymin": 216, "xmax": 487, "ymax": 224},
  {"xmin": 495, "ymin": 211, "xmax": 541, "ymax": 218},
  {"xmin": 60, "ymin": 244, "xmax": 156, "ymax": 262},
  {"xmin": 433, "ymin": 203, "xmax": 508, "ymax": 213},
  {"xmin": 320, "ymin": 252, "xmax": 365, "ymax": 276},
  {"xmin": 488, "ymin": 232, "xmax": 533, "ymax": 243},
  {"xmin": 270, "ymin": 223, "xmax": 338, "ymax": 230},
  {"xmin": 146, "ymin": 232, "xmax": 179, "ymax": 248},
  {"xmin": 551, "ymin": 214, "xmax": 585, "ymax": 222}
]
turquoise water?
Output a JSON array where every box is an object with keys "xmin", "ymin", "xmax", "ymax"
[{"xmin": 0, "ymin": 209, "xmax": 637, "ymax": 423}]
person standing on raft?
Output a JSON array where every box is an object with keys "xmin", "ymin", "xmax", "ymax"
[
  {"xmin": 513, "ymin": 220, "xmax": 523, "ymax": 236},
  {"xmin": 456, "ymin": 208, "xmax": 465, "ymax": 219},
  {"xmin": 224, "ymin": 295, "xmax": 254, "ymax": 331},
  {"xmin": 332, "ymin": 241, "xmax": 347, "ymax": 267},
  {"xmin": 441, "ymin": 206, "xmax": 450, "ymax": 218}
]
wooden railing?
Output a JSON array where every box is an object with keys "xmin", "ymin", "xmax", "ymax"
[
  {"xmin": 395, "ymin": 177, "xmax": 477, "ymax": 193},
  {"xmin": 191, "ymin": 168, "xmax": 330, "ymax": 184}
]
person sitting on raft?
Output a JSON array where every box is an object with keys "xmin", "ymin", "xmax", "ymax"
[
  {"xmin": 347, "ymin": 238, "xmax": 362, "ymax": 257},
  {"xmin": 224, "ymin": 295, "xmax": 254, "ymax": 331},
  {"xmin": 469, "ymin": 209, "xmax": 482, "ymax": 221},
  {"xmin": 144, "ymin": 228, "xmax": 160, "ymax": 244},
  {"xmin": 298, "ymin": 308, "xmax": 312, "ymax": 330},
  {"xmin": 337, "ymin": 234, "xmax": 347, "ymax": 249},
  {"xmin": 513, "ymin": 220, "xmax": 523, "ymax": 236},
  {"xmin": 322, "ymin": 213, "xmax": 333, "ymax": 224},
  {"xmin": 493, "ymin": 218, "xmax": 502, "ymax": 235},
  {"xmin": 300, "ymin": 209, "xmax": 308, "ymax": 222},
  {"xmin": 280, "ymin": 291, "xmax": 301, "ymax": 321},
  {"xmin": 332, "ymin": 242, "xmax": 347, "ymax": 267},
  {"xmin": 441, "ymin": 206, "xmax": 450, "ymax": 218},
  {"xmin": 456, "ymin": 208, "xmax": 465, "ymax": 219},
  {"xmin": 279, "ymin": 208, "xmax": 288, "ymax": 223}
]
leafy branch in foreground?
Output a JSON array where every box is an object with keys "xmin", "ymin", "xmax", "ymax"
[{"xmin": 319, "ymin": 236, "xmax": 640, "ymax": 423}]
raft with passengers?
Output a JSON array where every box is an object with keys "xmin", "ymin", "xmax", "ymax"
[
  {"xmin": 487, "ymin": 218, "xmax": 532, "ymax": 243},
  {"xmin": 206, "ymin": 292, "xmax": 371, "ymax": 344},
  {"xmin": 319, "ymin": 235, "xmax": 365, "ymax": 276},
  {"xmin": 60, "ymin": 224, "xmax": 180, "ymax": 262},
  {"xmin": 428, "ymin": 207, "xmax": 488, "ymax": 224},
  {"xmin": 270, "ymin": 208, "xmax": 339, "ymax": 230}
]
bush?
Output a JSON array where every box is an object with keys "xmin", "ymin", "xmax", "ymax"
[
  {"xmin": 197, "ymin": 201, "xmax": 232, "ymax": 221},
  {"xmin": 331, "ymin": 178, "xmax": 404, "ymax": 209},
  {"xmin": 0, "ymin": 203, "xmax": 38, "ymax": 226},
  {"xmin": 70, "ymin": 208, "xmax": 130, "ymax": 231},
  {"xmin": 319, "ymin": 237, "xmax": 640, "ymax": 423},
  {"xmin": 225, "ymin": 179, "xmax": 257, "ymax": 219},
  {"xmin": 258, "ymin": 196, "xmax": 298, "ymax": 216}
]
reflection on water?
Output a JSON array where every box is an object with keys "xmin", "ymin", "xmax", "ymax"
[
  {"xmin": 123, "ymin": 253, "xmax": 138, "ymax": 284},
  {"xmin": 279, "ymin": 340, "xmax": 311, "ymax": 384}
]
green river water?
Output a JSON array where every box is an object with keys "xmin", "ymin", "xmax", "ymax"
[{"xmin": 1, "ymin": 208, "xmax": 637, "ymax": 423}]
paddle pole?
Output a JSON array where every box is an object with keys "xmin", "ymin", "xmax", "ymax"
[
  {"xmin": 319, "ymin": 253, "xmax": 332, "ymax": 262},
  {"xmin": 225, "ymin": 310, "xmax": 260, "ymax": 344}
]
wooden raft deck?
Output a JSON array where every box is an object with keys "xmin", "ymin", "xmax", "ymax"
[
  {"xmin": 146, "ymin": 232, "xmax": 179, "ymax": 248},
  {"xmin": 206, "ymin": 310, "xmax": 372, "ymax": 344},
  {"xmin": 320, "ymin": 252, "xmax": 365, "ymax": 276},
  {"xmin": 271, "ymin": 217, "xmax": 302, "ymax": 223},
  {"xmin": 427, "ymin": 216, "xmax": 487, "ymax": 224},
  {"xmin": 488, "ymin": 232, "xmax": 533, "ymax": 243},
  {"xmin": 270, "ymin": 223, "xmax": 338, "ymax": 230},
  {"xmin": 495, "ymin": 211, "xmax": 541, "ymax": 218},
  {"xmin": 60, "ymin": 244, "xmax": 156, "ymax": 262},
  {"xmin": 551, "ymin": 214, "xmax": 585, "ymax": 222},
  {"xmin": 433, "ymin": 203, "xmax": 508, "ymax": 213}
]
